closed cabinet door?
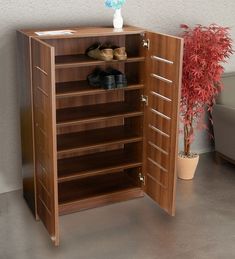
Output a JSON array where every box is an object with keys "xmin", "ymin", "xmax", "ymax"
[
  {"xmin": 143, "ymin": 31, "xmax": 183, "ymax": 215},
  {"xmin": 31, "ymin": 38, "xmax": 59, "ymax": 245}
]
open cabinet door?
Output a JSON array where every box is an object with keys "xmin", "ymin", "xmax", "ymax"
[
  {"xmin": 143, "ymin": 31, "xmax": 183, "ymax": 216},
  {"xmin": 31, "ymin": 38, "xmax": 59, "ymax": 245}
]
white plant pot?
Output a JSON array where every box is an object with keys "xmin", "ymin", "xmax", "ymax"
[
  {"xmin": 113, "ymin": 9, "xmax": 123, "ymax": 29},
  {"xmin": 177, "ymin": 153, "xmax": 199, "ymax": 180}
]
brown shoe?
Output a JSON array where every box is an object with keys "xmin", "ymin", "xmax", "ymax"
[
  {"xmin": 113, "ymin": 47, "xmax": 127, "ymax": 60},
  {"xmin": 86, "ymin": 43, "xmax": 113, "ymax": 61}
]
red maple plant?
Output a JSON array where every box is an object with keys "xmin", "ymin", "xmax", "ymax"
[{"xmin": 180, "ymin": 24, "xmax": 233, "ymax": 157}]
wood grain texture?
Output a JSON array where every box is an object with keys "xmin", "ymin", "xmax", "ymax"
[
  {"xmin": 58, "ymin": 171, "xmax": 144, "ymax": 215},
  {"xmin": 57, "ymin": 125, "xmax": 143, "ymax": 159},
  {"xmin": 19, "ymin": 26, "xmax": 146, "ymax": 39},
  {"xmin": 46, "ymin": 35, "xmax": 126, "ymax": 56},
  {"xmin": 56, "ymin": 81, "xmax": 144, "ymax": 98},
  {"xmin": 59, "ymin": 187, "xmax": 144, "ymax": 215},
  {"xmin": 56, "ymin": 101, "xmax": 143, "ymax": 128},
  {"xmin": 143, "ymin": 31, "xmax": 183, "ymax": 216},
  {"xmin": 55, "ymin": 54, "xmax": 145, "ymax": 69},
  {"xmin": 58, "ymin": 149, "xmax": 142, "ymax": 182},
  {"xmin": 31, "ymin": 38, "xmax": 59, "ymax": 245},
  {"xmin": 17, "ymin": 31, "xmax": 37, "ymax": 218},
  {"xmin": 54, "ymin": 61, "xmax": 130, "ymax": 83},
  {"xmin": 56, "ymin": 88, "xmax": 125, "ymax": 109}
]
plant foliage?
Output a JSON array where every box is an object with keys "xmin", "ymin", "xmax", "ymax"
[{"xmin": 180, "ymin": 24, "xmax": 233, "ymax": 156}]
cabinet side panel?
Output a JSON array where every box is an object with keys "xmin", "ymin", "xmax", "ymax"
[{"xmin": 17, "ymin": 31, "xmax": 37, "ymax": 217}]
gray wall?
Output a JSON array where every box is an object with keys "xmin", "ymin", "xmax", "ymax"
[{"xmin": 0, "ymin": 0, "xmax": 235, "ymax": 194}]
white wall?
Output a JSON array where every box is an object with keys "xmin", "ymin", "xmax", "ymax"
[{"xmin": 0, "ymin": 0, "xmax": 234, "ymax": 194}]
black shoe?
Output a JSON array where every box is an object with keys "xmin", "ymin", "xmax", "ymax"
[
  {"xmin": 87, "ymin": 69, "xmax": 116, "ymax": 90},
  {"xmin": 107, "ymin": 68, "xmax": 127, "ymax": 88},
  {"xmin": 99, "ymin": 71, "xmax": 116, "ymax": 90},
  {"xmin": 87, "ymin": 68, "xmax": 102, "ymax": 87}
]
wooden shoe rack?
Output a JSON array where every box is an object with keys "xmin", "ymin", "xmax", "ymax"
[{"xmin": 17, "ymin": 26, "xmax": 183, "ymax": 245}]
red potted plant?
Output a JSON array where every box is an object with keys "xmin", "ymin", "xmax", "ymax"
[{"xmin": 178, "ymin": 24, "xmax": 233, "ymax": 180}]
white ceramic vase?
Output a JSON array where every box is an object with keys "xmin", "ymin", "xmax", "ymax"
[
  {"xmin": 113, "ymin": 9, "xmax": 123, "ymax": 29},
  {"xmin": 177, "ymin": 154, "xmax": 199, "ymax": 180}
]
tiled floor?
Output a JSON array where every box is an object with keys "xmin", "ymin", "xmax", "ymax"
[{"xmin": 1, "ymin": 153, "xmax": 235, "ymax": 259}]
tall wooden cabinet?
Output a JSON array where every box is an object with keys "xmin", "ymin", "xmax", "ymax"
[{"xmin": 17, "ymin": 26, "xmax": 183, "ymax": 246}]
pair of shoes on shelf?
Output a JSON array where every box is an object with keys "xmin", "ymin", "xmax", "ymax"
[
  {"xmin": 86, "ymin": 43, "xmax": 127, "ymax": 61},
  {"xmin": 87, "ymin": 68, "xmax": 127, "ymax": 90}
]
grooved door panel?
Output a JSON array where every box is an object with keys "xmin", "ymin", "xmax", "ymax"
[
  {"xmin": 31, "ymin": 38, "xmax": 59, "ymax": 245},
  {"xmin": 143, "ymin": 31, "xmax": 183, "ymax": 216}
]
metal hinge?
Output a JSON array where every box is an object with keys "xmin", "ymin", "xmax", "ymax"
[
  {"xmin": 142, "ymin": 38, "xmax": 150, "ymax": 49},
  {"xmin": 141, "ymin": 94, "xmax": 148, "ymax": 106},
  {"xmin": 139, "ymin": 173, "xmax": 145, "ymax": 185}
]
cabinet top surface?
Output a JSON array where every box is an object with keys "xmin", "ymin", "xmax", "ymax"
[{"xmin": 18, "ymin": 26, "xmax": 146, "ymax": 39}]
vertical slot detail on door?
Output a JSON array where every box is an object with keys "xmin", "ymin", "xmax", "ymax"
[
  {"xmin": 150, "ymin": 108, "xmax": 171, "ymax": 120},
  {"xmin": 151, "ymin": 73, "xmax": 173, "ymax": 84},
  {"xmin": 37, "ymin": 86, "xmax": 49, "ymax": 97},
  {"xmin": 146, "ymin": 173, "xmax": 167, "ymax": 189},
  {"xmin": 38, "ymin": 176, "xmax": 51, "ymax": 198},
  {"xmin": 151, "ymin": 55, "xmax": 174, "ymax": 65},
  {"xmin": 35, "ymin": 66, "xmax": 48, "ymax": 76},
  {"xmin": 148, "ymin": 141, "xmax": 169, "ymax": 155},
  {"xmin": 38, "ymin": 195, "xmax": 52, "ymax": 216},
  {"xmin": 150, "ymin": 91, "xmax": 172, "ymax": 102},
  {"xmin": 148, "ymin": 124, "xmax": 170, "ymax": 138},
  {"xmin": 147, "ymin": 157, "xmax": 168, "ymax": 172}
]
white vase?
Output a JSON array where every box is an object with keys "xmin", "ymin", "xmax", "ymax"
[{"xmin": 113, "ymin": 9, "xmax": 123, "ymax": 29}]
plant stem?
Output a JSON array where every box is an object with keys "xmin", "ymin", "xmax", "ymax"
[
  {"xmin": 184, "ymin": 115, "xmax": 193, "ymax": 156},
  {"xmin": 184, "ymin": 125, "xmax": 190, "ymax": 156}
]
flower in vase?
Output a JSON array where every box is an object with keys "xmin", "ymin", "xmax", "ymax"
[{"xmin": 105, "ymin": 0, "xmax": 126, "ymax": 10}]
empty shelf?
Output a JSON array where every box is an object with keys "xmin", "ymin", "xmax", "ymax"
[
  {"xmin": 58, "ymin": 149, "xmax": 142, "ymax": 182},
  {"xmin": 58, "ymin": 171, "xmax": 143, "ymax": 215},
  {"xmin": 56, "ymin": 102, "xmax": 143, "ymax": 127},
  {"xmin": 57, "ymin": 126, "xmax": 143, "ymax": 157}
]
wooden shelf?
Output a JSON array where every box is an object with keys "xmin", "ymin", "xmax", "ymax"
[
  {"xmin": 58, "ymin": 172, "xmax": 143, "ymax": 215},
  {"xmin": 57, "ymin": 126, "xmax": 143, "ymax": 157},
  {"xmin": 56, "ymin": 80, "xmax": 144, "ymax": 98},
  {"xmin": 58, "ymin": 149, "xmax": 142, "ymax": 183},
  {"xmin": 55, "ymin": 54, "xmax": 145, "ymax": 69},
  {"xmin": 56, "ymin": 102, "xmax": 143, "ymax": 128}
]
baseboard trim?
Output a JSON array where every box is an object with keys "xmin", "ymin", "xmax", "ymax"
[
  {"xmin": 196, "ymin": 147, "xmax": 214, "ymax": 154},
  {"xmin": 0, "ymin": 187, "xmax": 22, "ymax": 195},
  {"xmin": 222, "ymin": 72, "xmax": 235, "ymax": 78},
  {"xmin": 215, "ymin": 151, "xmax": 235, "ymax": 165}
]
